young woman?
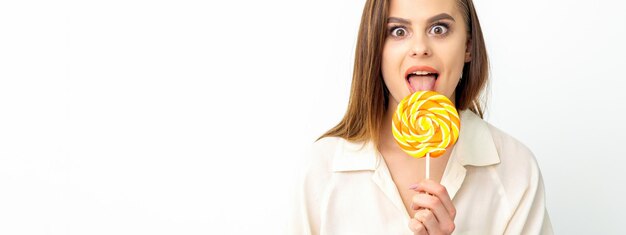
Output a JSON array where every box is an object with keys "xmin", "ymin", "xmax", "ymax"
[{"xmin": 290, "ymin": 0, "xmax": 553, "ymax": 234}]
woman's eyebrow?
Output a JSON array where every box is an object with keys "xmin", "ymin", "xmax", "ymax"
[
  {"xmin": 427, "ymin": 13, "xmax": 455, "ymax": 23},
  {"xmin": 388, "ymin": 17, "xmax": 411, "ymax": 25},
  {"xmin": 387, "ymin": 13, "xmax": 455, "ymax": 25}
]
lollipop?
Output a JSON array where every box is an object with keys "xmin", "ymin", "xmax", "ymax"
[{"xmin": 392, "ymin": 91, "xmax": 460, "ymax": 178}]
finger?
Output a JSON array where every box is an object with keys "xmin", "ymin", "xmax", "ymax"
[
  {"xmin": 414, "ymin": 209, "xmax": 442, "ymax": 235},
  {"xmin": 411, "ymin": 194, "xmax": 456, "ymax": 234},
  {"xmin": 410, "ymin": 179, "xmax": 456, "ymax": 219},
  {"xmin": 408, "ymin": 219, "xmax": 428, "ymax": 235},
  {"xmin": 410, "ymin": 182, "xmax": 457, "ymax": 233},
  {"xmin": 411, "ymin": 193, "xmax": 450, "ymax": 224}
]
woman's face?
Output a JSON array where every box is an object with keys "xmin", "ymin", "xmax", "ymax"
[{"xmin": 382, "ymin": 0, "xmax": 471, "ymax": 105}]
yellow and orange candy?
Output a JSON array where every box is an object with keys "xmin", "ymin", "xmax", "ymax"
[{"xmin": 392, "ymin": 91, "xmax": 461, "ymax": 158}]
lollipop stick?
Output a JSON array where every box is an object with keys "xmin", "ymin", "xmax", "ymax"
[{"xmin": 425, "ymin": 152, "xmax": 430, "ymax": 180}]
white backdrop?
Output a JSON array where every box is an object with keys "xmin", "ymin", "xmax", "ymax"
[{"xmin": 1, "ymin": 0, "xmax": 625, "ymax": 234}]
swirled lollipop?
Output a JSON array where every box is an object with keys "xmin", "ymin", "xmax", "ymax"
[{"xmin": 392, "ymin": 91, "xmax": 460, "ymax": 178}]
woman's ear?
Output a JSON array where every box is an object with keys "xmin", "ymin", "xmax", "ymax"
[{"xmin": 464, "ymin": 38, "xmax": 472, "ymax": 62}]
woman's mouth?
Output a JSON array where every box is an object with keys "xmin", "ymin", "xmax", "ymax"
[{"xmin": 405, "ymin": 66, "xmax": 439, "ymax": 93}]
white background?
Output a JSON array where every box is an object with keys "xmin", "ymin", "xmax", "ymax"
[{"xmin": 1, "ymin": 0, "xmax": 625, "ymax": 234}]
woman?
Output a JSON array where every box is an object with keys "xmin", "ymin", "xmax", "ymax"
[{"xmin": 290, "ymin": 0, "xmax": 553, "ymax": 234}]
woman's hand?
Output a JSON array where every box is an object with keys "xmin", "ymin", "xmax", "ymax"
[{"xmin": 407, "ymin": 179, "xmax": 456, "ymax": 235}]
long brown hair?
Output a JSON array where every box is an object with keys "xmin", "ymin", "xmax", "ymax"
[{"xmin": 319, "ymin": 0, "xmax": 489, "ymax": 147}]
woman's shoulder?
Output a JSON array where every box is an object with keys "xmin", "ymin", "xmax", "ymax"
[
  {"xmin": 486, "ymin": 122, "xmax": 534, "ymax": 157},
  {"xmin": 305, "ymin": 136, "xmax": 376, "ymax": 173},
  {"xmin": 482, "ymin": 120, "xmax": 542, "ymax": 181},
  {"xmin": 301, "ymin": 137, "xmax": 343, "ymax": 174},
  {"xmin": 307, "ymin": 136, "xmax": 343, "ymax": 165},
  {"xmin": 460, "ymin": 110, "xmax": 539, "ymax": 171},
  {"xmin": 312, "ymin": 136, "xmax": 343, "ymax": 153}
]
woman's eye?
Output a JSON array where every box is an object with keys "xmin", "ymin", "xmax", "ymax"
[
  {"xmin": 390, "ymin": 27, "xmax": 408, "ymax": 37},
  {"xmin": 429, "ymin": 24, "xmax": 448, "ymax": 35}
]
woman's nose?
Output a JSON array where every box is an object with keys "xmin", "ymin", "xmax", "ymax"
[{"xmin": 410, "ymin": 36, "xmax": 432, "ymax": 57}]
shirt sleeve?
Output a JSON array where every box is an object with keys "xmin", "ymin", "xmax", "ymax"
[
  {"xmin": 504, "ymin": 155, "xmax": 554, "ymax": 234},
  {"xmin": 287, "ymin": 138, "xmax": 335, "ymax": 235},
  {"xmin": 287, "ymin": 162, "xmax": 317, "ymax": 235}
]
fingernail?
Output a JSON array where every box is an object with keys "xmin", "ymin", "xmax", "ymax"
[{"xmin": 408, "ymin": 184, "xmax": 419, "ymax": 190}]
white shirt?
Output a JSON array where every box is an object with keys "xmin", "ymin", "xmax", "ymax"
[{"xmin": 289, "ymin": 110, "xmax": 553, "ymax": 234}]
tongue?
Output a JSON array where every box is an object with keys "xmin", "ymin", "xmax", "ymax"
[{"xmin": 408, "ymin": 75, "xmax": 436, "ymax": 92}]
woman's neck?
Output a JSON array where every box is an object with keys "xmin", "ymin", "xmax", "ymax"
[{"xmin": 379, "ymin": 99, "xmax": 401, "ymax": 153}]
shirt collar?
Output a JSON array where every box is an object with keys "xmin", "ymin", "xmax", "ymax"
[
  {"xmin": 453, "ymin": 110, "xmax": 501, "ymax": 167},
  {"xmin": 332, "ymin": 109, "xmax": 500, "ymax": 172}
]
